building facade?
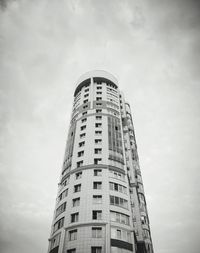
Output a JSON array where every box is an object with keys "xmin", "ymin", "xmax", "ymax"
[{"xmin": 48, "ymin": 70, "xmax": 153, "ymax": 253}]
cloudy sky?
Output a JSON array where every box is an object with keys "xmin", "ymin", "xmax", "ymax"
[{"xmin": 0, "ymin": 0, "xmax": 200, "ymax": 253}]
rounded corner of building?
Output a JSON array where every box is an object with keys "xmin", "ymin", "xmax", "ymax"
[{"xmin": 74, "ymin": 70, "xmax": 118, "ymax": 96}]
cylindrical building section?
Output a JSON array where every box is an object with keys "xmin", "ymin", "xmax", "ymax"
[{"xmin": 48, "ymin": 70, "xmax": 153, "ymax": 253}]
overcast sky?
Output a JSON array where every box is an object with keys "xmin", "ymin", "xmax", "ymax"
[{"xmin": 0, "ymin": 0, "xmax": 200, "ymax": 253}]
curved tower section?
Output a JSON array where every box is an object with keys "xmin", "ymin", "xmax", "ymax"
[{"xmin": 48, "ymin": 70, "xmax": 153, "ymax": 253}]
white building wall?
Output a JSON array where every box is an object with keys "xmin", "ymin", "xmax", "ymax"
[{"xmin": 48, "ymin": 70, "xmax": 153, "ymax": 253}]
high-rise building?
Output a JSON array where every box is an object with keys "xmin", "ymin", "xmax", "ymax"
[{"xmin": 48, "ymin": 70, "xmax": 153, "ymax": 253}]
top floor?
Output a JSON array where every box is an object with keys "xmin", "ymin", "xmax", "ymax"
[{"xmin": 74, "ymin": 70, "xmax": 118, "ymax": 97}]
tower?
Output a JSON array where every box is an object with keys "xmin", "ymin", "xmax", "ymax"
[{"xmin": 48, "ymin": 70, "xmax": 153, "ymax": 253}]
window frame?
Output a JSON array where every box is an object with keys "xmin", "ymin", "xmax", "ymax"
[
  {"xmin": 92, "ymin": 210, "xmax": 102, "ymax": 220},
  {"xmin": 94, "ymin": 148, "xmax": 102, "ymax": 154},
  {"xmin": 71, "ymin": 212, "xmax": 79, "ymax": 223},
  {"xmin": 95, "ymin": 139, "xmax": 102, "ymax": 144},
  {"xmin": 72, "ymin": 197, "xmax": 80, "ymax": 207},
  {"xmin": 67, "ymin": 249, "xmax": 76, "ymax": 253},
  {"xmin": 95, "ymin": 123, "xmax": 102, "ymax": 128},
  {"xmin": 93, "ymin": 182, "xmax": 102, "ymax": 190},
  {"xmin": 77, "ymin": 160, "xmax": 83, "ymax": 168},
  {"xmin": 78, "ymin": 141, "xmax": 85, "ymax": 147},
  {"xmin": 92, "ymin": 227, "xmax": 102, "ymax": 238},
  {"xmin": 69, "ymin": 229, "xmax": 77, "ymax": 241},
  {"xmin": 77, "ymin": 151, "xmax": 84, "ymax": 157},
  {"xmin": 80, "ymin": 125, "xmax": 86, "ymax": 131},
  {"xmin": 80, "ymin": 133, "xmax": 86, "ymax": 138},
  {"xmin": 74, "ymin": 184, "xmax": 81, "ymax": 193},
  {"xmin": 94, "ymin": 169, "xmax": 102, "ymax": 176},
  {"xmin": 93, "ymin": 195, "xmax": 102, "ymax": 204},
  {"xmin": 75, "ymin": 171, "xmax": 82, "ymax": 179}
]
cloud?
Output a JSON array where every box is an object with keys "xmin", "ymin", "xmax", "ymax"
[
  {"xmin": 0, "ymin": 0, "xmax": 200, "ymax": 253},
  {"xmin": 142, "ymin": 0, "xmax": 200, "ymax": 78}
]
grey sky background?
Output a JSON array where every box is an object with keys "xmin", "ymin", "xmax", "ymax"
[{"xmin": 0, "ymin": 0, "xmax": 200, "ymax": 253}]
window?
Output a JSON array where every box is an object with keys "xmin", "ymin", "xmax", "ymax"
[
  {"xmin": 69, "ymin": 229, "xmax": 77, "ymax": 241},
  {"xmin": 67, "ymin": 249, "xmax": 76, "ymax": 253},
  {"xmin": 62, "ymin": 166, "xmax": 70, "ymax": 177},
  {"xmin": 111, "ymin": 227, "xmax": 131, "ymax": 243},
  {"xmin": 96, "ymin": 97, "xmax": 102, "ymax": 101},
  {"xmin": 109, "ymin": 170, "xmax": 125, "ymax": 181},
  {"xmin": 50, "ymin": 233, "xmax": 61, "ymax": 251},
  {"xmin": 95, "ymin": 139, "xmax": 102, "ymax": 144},
  {"xmin": 80, "ymin": 133, "xmax": 86, "ymax": 138},
  {"xmin": 62, "ymin": 176, "xmax": 70, "ymax": 186},
  {"xmin": 96, "ymin": 109, "xmax": 102, "ymax": 113},
  {"xmin": 85, "ymin": 88, "xmax": 89, "ymax": 92},
  {"xmin": 138, "ymin": 193, "xmax": 145, "ymax": 203},
  {"xmin": 92, "ymin": 210, "xmax": 102, "ymax": 220},
  {"xmin": 117, "ymin": 229, "xmax": 121, "ymax": 239},
  {"xmin": 110, "ymin": 211, "xmax": 130, "ymax": 225},
  {"xmin": 93, "ymin": 195, "xmax": 102, "ymax": 204},
  {"xmin": 110, "ymin": 195, "xmax": 128, "ymax": 209},
  {"xmin": 95, "ymin": 123, "xmax": 102, "ymax": 128},
  {"xmin": 82, "ymin": 111, "xmax": 87, "ymax": 116},
  {"xmin": 93, "ymin": 182, "xmax": 102, "ymax": 190},
  {"xmin": 55, "ymin": 202, "xmax": 66, "ymax": 217},
  {"xmin": 53, "ymin": 217, "xmax": 64, "ymax": 232},
  {"xmin": 94, "ymin": 148, "xmax": 102, "ymax": 154},
  {"xmin": 78, "ymin": 151, "xmax": 84, "ymax": 157},
  {"xmin": 108, "ymin": 116, "xmax": 122, "ymax": 154},
  {"xmin": 83, "ymin": 99, "xmax": 88, "ymax": 104},
  {"xmin": 92, "ymin": 227, "xmax": 102, "ymax": 238},
  {"xmin": 91, "ymin": 247, "xmax": 102, "ymax": 253},
  {"xmin": 83, "ymin": 105, "xmax": 88, "ymax": 109},
  {"xmin": 79, "ymin": 141, "xmax": 85, "ymax": 147},
  {"xmin": 143, "ymin": 229, "xmax": 150, "ymax": 238},
  {"xmin": 95, "ymin": 130, "xmax": 102, "ymax": 135},
  {"xmin": 77, "ymin": 161, "xmax": 83, "ymax": 167},
  {"xmin": 97, "ymin": 86, "xmax": 102, "ymax": 90},
  {"xmin": 81, "ymin": 118, "xmax": 87, "ymax": 123},
  {"xmin": 72, "ymin": 197, "xmax": 80, "ymax": 207},
  {"xmin": 94, "ymin": 158, "xmax": 102, "ymax": 165},
  {"xmin": 80, "ymin": 125, "xmax": 86, "ymax": 131},
  {"xmin": 94, "ymin": 169, "xmax": 102, "ymax": 176},
  {"xmin": 75, "ymin": 172, "xmax": 82, "ymax": 179},
  {"xmin": 109, "ymin": 182, "xmax": 127, "ymax": 194},
  {"xmin": 96, "ymin": 116, "xmax": 102, "ymax": 120},
  {"xmin": 58, "ymin": 189, "xmax": 68, "ymax": 201},
  {"xmin": 96, "ymin": 103, "xmax": 102, "ymax": 106},
  {"xmin": 141, "ymin": 216, "xmax": 146, "ymax": 224},
  {"xmin": 74, "ymin": 184, "xmax": 81, "ymax": 192},
  {"xmin": 71, "ymin": 212, "xmax": 79, "ymax": 223},
  {"xmin": 96, "ymin": 91, "xmax": 102, "ymax": 95},
  {"xmin": 84, "ymin": 93, "xmax": 89, "ymax": 98}
]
